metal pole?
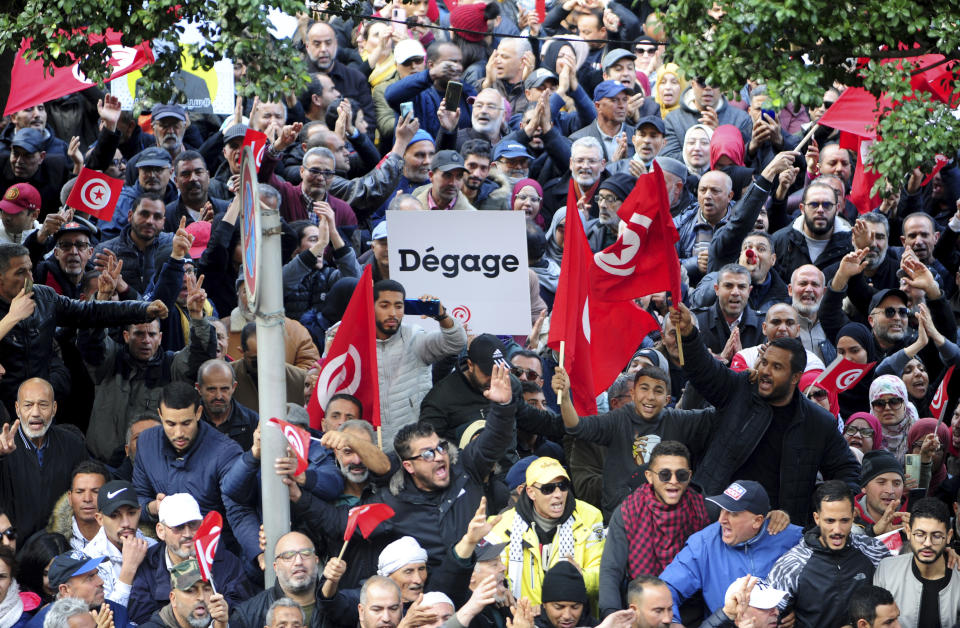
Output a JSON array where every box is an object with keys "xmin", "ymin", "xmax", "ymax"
[{"xmin": 257, "ymin": 199, "xmax": 290, "ymax": 587}]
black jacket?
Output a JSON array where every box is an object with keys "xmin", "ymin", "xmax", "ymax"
[
  {"xmin": 694, "ymin": 302, "xmax": 764, "ymax": 354},
  {"xmin": 202, "ymin": 400, "xmax": 259, "ymax": 452},
  {"xmin": 770, "ymin": 225, "xmax": 853, "ymax": 282},
  {"xmin": 0, "ymin": 284, "xmax": 153, "ymax": 415},
  {"xmin": 231, "ymin": 582, "xmax": 328, "ymax": 628},
  {"xmin": 681, "ymin": 328, "xmax": 861, "ymax": 524}
]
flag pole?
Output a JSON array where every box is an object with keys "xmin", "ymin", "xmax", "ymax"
[
  {"xmin": 672, "ymin": 303, "xmax": 684, "ymax": 366},
  {"xmin": 558, "ymin": 340, "xmax": 565, "ymax": 370},
  {"xmin": 376, "ymin": 427, "xmax": 382, "ymax": 451},
  {"xmin": 797, "ymin": 124, "xmax": 820, "ymax": 153},
  {"xmin": 337, "ymin": 539, "xmax": 350, "ymax": 561}
]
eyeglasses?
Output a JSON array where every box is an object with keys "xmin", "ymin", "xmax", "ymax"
[
  {"xmin": 56, "ymin": 241, "xmax": 91, "ymax": 251},
  {"xmin": 843, "ymin": 425, "xmax": 874, "ymax": 438},
  {"xmin": 875, "ymin": 306, "xmax": 910, "ymax": 319},
  {"xmin": 654, "ymin": 468, "xmax": 691, "ymax": 483},
  {"xmin": 635, "ymin": 47, "xmax": 658, "ymax": 56},
  {"xmin": 276, "ymin": 548, "xmax": 317, "ymax": 562},
  {"xmin": 511, "ymin": 367, "xmax": 540, "ymax": 381},
  {"xmin": 405, "ymin": 441, "xmax": 448, "ymax": 462},
  {"xmin": 166, "ymin": 520, "xmax": 202, "ymax": 534},
  {"xmin": 304, "ymin": 167, "xmax": 336, "ymax": 178},
  {"xmin": 804, "ymin": 201, "xmax": 835, "ymax": 210},
  {"xmin": 596, "ymin": 194, "xmax": 622, "ymax": 206},
  {"xmin": 807, "ymin": 389, "xmax": 829, "ymax": 401},
  {"xmin": 871, "ymin": 398, "xmax": 904, "ymax": 410},
  {"xmin": 0, "ymin": 528, "xmax": 15, "ymax": 541},
  {"xmin": 535, "ymin": 480, "xmax": 571, "ymax": 494},
  {"xmin": 572, "ymin": 157, "xmax": 601, "ymax": 166},
  {"xmin": 911, "ymin": 530, "xmax": 947, "ymax": 543},
  {"xmin": 515, "ymin": 194, "xmax": 541, "ymax": 204}
]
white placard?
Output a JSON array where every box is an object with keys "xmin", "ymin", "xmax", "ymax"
[{"xmin": 387, "ymin": 210, "xmax": 531, "ymax": 335}]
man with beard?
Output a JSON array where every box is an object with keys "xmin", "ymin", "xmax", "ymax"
[
  {"xmin": 487, "ymin": 457, "xmax": 604, "ymax": 606},
  {"xmin": 586, "ymin": 173, "xmax": 633, "ymax": 252},
  {"xmin": 128, "ymin": 493, "xmax": 251, "ymax": 624},
  {"xmin": 788, "ymin": 264, "xmax": 832, "ymax": 362},
  {"xmin": 571, "ymin": 81, "xmax": 636, "ymax": 163},
  {"xmin": 125, "ymin": 105, "xmax": 190, "ymax": 183},
  {"xmin": 106, "ymin": 146, "xmax": 180, "ymax": 240},
  {"xmin": 302, "ymin": 21, "xmax": 376, "ymax": 137},
  {"xmin": 412, "ymin": 150, "xmax": 476, "ymax": 211},
  {"xmin": 0, "ymin": 378, "xmax": 89, "ymax": 541},
  {"xmin": 140, "ymin": 559, "xmax": 229, "ymax": 628},
  {"xmin": 357, "ymin": 577, "xmax": 402, "ymax": 628},
  {"xmin": 874, "ymin": 497, "xmax": 960, "ymax": 628},
  {"xmin": 83, "ymin": 480, "xmax": 153, "ymax": 606},
  {"xmin": 233, "ymin": 532, "xmax": 324, "ymax": 628},
  {"xmin": 768, "ymin": 481, "xmax": 890, "ymax": 628},
  {"xmin": 459, "ymin": 140, "xmax": 510, "ymax": 212},
  {"xmin": 823, "ymin": 213, "xmax": 899, "ymax": 298},
  {"xmin": 669, "ymin": 304, "xmax": 860, "ymax": 523},
  {"xmin": 438, "ymin": 89, "xmax": 506, "ymax": 152},
  {"xmin": 195, "ymin": 359, "xmax": 258, "ymax": 451},
  {"xmin": 545, "ymin": 137, "xmax": 608, "ymax": 218},
  {"xmin": 26, "ymin": 551, "xmax": 134, "ymax": 628},
  {"xmin": 730, "ymin": 304, "xmax": 825, "ymax": 373},
  {"xmin": 694, "ymin": 264, "xmax": 763, "ymax": 356},
  {"xmin": 771, "ymin": 181, "xmax": 853, "ymax": 280},
  {"xmin": 96, "ymin": 192, "xmax": 176, "ymax": 298},
  {"xmin": 165, "ymin": 152, "xmax": 228, "ymax": 231}
]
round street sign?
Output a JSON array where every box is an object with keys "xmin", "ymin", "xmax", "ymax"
[{"xmin": 240, "ymin": 145, "xmax": 261, "ymax": 305}]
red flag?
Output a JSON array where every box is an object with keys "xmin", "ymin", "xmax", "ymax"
[
  {"xmin": 269, "ymin": 418, "xmax": 311, "ymax": 475},
  {"xmin": 343, "ymin": 503, "xmax": 395, "ymax": 541},
  {"xmin": 306, "ymin": 266, "xmax": 380, "ymax": 430},
  {"xmin": 875, "ymin": 528, "xmax": 903, "ymax": 554},
  {"xmin": 66, "ymin": 167, "xmax": 124, "ymax": 222},
  {"xmin": 931, "ymin": 366, "xmax": 955, "ymax": 421},
  {"xmin": 590, "ymin": 163, "xmax": 682, "ymax": 302},
  {"xmin": 922, "ymin": 154, "xmax": 950, "ymax": 186},
  {"xmin": 817, "ymin": 88, "xmax": 883, "ymax": 139},
  {"xmin": 848, "ymin": 137, "xmax": 883, "ymax": 214},
  {"xmin": 535, "ymin": 0, "xmax": 546, "ymax": 22},
  {"xmin": 812, "ymin": 357, "xmax": 876, "ymax": 394},
  {"xmin": 193, "ymin": 511, "xmax": 222, "ymax": 581},
  {"xmin": 5, "ymin": 31, "xmax": 154, "ymax": 116},
  {"xmin": 243, "ymin": 129, "xmax": 269, "ymax": 173}
]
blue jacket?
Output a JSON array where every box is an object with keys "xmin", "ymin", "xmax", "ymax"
[
  {"xmin": 128, "ymin": 540, "xmax": 255, "ymax": 624},
  {"xmin": 100, "ymin": 181, "xmax": 179, "ymax": 241},
  {"xmin": 384, "ymin": 69, "xmax": 477, "ymax": 138},
  {"xmin": 26, "ymin": 599, "xmax": 130, "ymax": 628},
  {"xmin": 95, "ymin": 225, "xmax": 175, "ymax": 299},
  {"xmin": 660, "ymin": 520, "xmax": 803, "ymax": 618}
]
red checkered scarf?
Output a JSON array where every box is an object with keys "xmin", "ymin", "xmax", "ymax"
[{"xmin": 620, "ymin": 483, "xmax": 709, "ymax": 578}]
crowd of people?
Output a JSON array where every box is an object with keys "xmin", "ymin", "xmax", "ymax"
[{"xmin": 3, "ymin": 1, "xmax": 960, "ymax": 627}]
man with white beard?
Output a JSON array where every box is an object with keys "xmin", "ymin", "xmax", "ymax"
[
  {"xmin": 544, "ymin": 137, "xmax": 609, "ymax": 218},
  {"xmin": 437, "ymin": 89, "xmax": 506, "ymax": 152},
  {"xmin": 788, "ymin": 264, "xmax": 833, "ymax": 363}
]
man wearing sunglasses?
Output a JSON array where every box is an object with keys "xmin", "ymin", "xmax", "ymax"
[
  {"xmin": 28, "ymin": 220, "xmax": 95, "ymax": 300},
  {"xmin": 771, "ymin": 181, "xmax": 853, "ymax": 282},
  {"xmin": 487, "ymin": 457, "xmax": 604, "ymax": 608}
]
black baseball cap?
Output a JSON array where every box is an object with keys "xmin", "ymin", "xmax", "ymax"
[
  {"xmin": 138, "ymin": 147, "xmax": 173, "ymax": 168},
  {"xmin": 475, "ymin": 541, "xmax": 508, "ymax": 562},
  {"xmin": 706, "ymin": 480, "xmax": 771, "ymax": 515},
  {"xmin": 152, "ymin": 104, "xmax": 187, "ymax": 122},
  {"xmin": 467, "ymin": 334, "xmax": 511, "ymax": 375},
  {"xmin": 97, "ymin": 480, "xmax": 140, "ymax": 515},
  {"xmin": 868, "ymin": 288, "xmax": 909, "ymax": 313},
  {"xmin": 223, "ymin": 124, "xmax": 249, "ymax": 143},
  {"xmin": 431, "ymin": 150, "xmax": 467, "ymax": 173},
  {"xmin": 636, "ymin": 115, "xmax": 665, "ymax": 135}
]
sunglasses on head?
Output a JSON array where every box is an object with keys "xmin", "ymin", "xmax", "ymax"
[
  {"xmin": 653, "ymin": 468, "xmax": 691, "ymax": 483},
  {"xmin": 405, "ymin": 441, "xmax": 448, "ymax": 462},
  {"xmin": 871, "ymin": 398, "xmax": 904, "ymax": 410},
  {"xmin": 535, "ymin": 480, "xmax": 571, "ymax": 494}
]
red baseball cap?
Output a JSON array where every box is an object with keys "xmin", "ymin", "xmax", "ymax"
[
  {"xmin": 0, "ymin": 183, "xmax": 41, "ymax": 215},
  {"xmin": 186, "ymin": 220, "xmax": 212, "ymax": 260}
]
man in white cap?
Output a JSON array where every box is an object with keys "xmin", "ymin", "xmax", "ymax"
[
  {"xmin": 700, "ymin": 575, "xmax": 787, "ymax": 627},
  {"xmin": 377, "ymin": 536, "xmax": 429, "ymax": 604},
  {"xmin": 128, "ymin": 493, "xmax": 252, "ymax": 624}
]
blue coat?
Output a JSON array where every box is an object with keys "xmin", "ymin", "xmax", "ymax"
[
  {"xmin": 660, "ymin": 520, "xmax": 803, "ymax": 618},
  {"xmin": 384, "ymin": 69, "xmax": 477, "ymax": 139},
  {"xmin": 26, "ymin": 599, "xmax": 130, "ymax": 628}
]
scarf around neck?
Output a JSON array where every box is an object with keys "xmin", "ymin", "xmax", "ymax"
[
  {"xmin": 620, "ymin": 483, "xmax": 708, "ymax": 578},
  {"xmin": 0, "ymin": 581, "xmax": 23, "ymax": 628}
]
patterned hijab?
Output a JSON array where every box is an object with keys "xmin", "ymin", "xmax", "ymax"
[{"xmin": 869, "ymin": 374, "xmax": 918, "ymax": 464}]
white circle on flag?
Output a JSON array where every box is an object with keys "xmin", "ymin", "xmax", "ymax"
[
  {"xmin": 837, "ymin": 368, "xmax": 864, "ymax": 389},
  {"xmin": 80, "ymin": 178, "xmax": 112, "ymax": 211}
]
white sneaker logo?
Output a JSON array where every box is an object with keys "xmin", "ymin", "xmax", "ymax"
[{"xmin": 107, "ymin": 489, "xmax": 126, "ymax": 499}]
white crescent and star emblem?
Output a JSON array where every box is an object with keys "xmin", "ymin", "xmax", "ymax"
[
  {"xmin": 315, "ymin": 344, "xmax": 362, "ymax": 409},
  {"xmin": 594, "ymin": 212, "xmax": 652, "ymax": 276},
  {"xmin": 80, "ymin": 177, "xmax": 112, "ymax": 210},
  {"xmin": 836, "ymin": 368, "xmax": 866, "ymax": 390}
]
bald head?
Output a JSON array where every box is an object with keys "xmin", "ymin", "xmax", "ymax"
[
  {"xmin": 16, "ymin": 378, "xmax": 56, "ymax": 444},
  {"xmin": 762, "ymin": 303, "xmax": 800, "ymax": 341},
  {"xmin": 197, "ymin": 359, "xmax": 235, "ymax": 386},
  {"xmin": 18, "ymin": 377, "xmax": 54, "ymax": 401},
  {"xmin": 306, "ymin": 21, "xmax": 338, "ymax": 71}
]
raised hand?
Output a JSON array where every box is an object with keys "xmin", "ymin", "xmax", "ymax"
[
  {"xmin": 146, "ymin": 300, "xmax": 169, "ymax": 320},
  {"xmin": 209, "ymin": 593, "xmax": 229, "ymax": 627},
  {"xmin": 484, "ymin": 363, "xmax": 512, "ymax": 404},
  {"xmin": 171, "ymin": 217, "xmax": 195, "ymax": 260},
  {"xmin": 805, "ymin": 139, "xmax": 820, "ymax": 176},
  {"xmin": 507, "ymin": 598, "xmax": 535, "ymax": 628},
  {"xmin": 274, "ymin": 121, "xmax": 304, "ymax": 153},
  {"xmin": 437, "ymin": 98, "xmax": 461, "ymax": 132},
  {"xmin": 872, "ymin": 497, "xmax": 904, "ymax": 536},
  {"xmin": 552, "ymin": 366, "xmax": 570, "ymax": 398},
  {"xmin": 668, "ymin": 302, "xmax": 696, "ymax": 337},
  {"xmin": 185, "ymin": 274, "xmax": 207, "ymax": 320},
  {"xmin": 832, "ymin": 248, "xmax": 870, "ymax": 289},
  {"xmin": 0, "ymin": 420, "xmax": 20, "ymax": 455},
  {"xmin": 6, "ymin": 288, "xmax": 35, "ymax": 323},
  {"xmin": 97, "ymin": 94, "xmax": 123, "ymax": 132}
]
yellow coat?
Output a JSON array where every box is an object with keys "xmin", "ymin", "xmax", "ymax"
[{"xmin": 487, "ymin": 499, "xmax": 604, "ymax": 606}]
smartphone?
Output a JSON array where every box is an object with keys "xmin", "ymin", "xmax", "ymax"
[
  {"xmin": 23, "ymin": 276, "xmax": 33, "ymax": 295},
  {"xmin": 444, "ymin": 81, "xmax": 463, "ymax": 111},
  {"xmin": 905, "ymin": 453, "xmax": 921, "ymax": 482},
  {"xmin": 400, "ymin": 101, "xmax": 413, "ymax": 118},
  {"xmin": 760, "ymin": 108, "xmax": 777, "ymax": 121},
  {"xmin": 392, "ymin": 7, "xmax": 407, "ymax": 37},
  {"xmin": 404, "ymin": 299, "xmax": 440, "ymax": 317}
]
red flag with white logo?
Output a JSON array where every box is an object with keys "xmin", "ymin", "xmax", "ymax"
[
  {"xmin": 812, "ymin": 356, "xmax": 876, "ymax": 394},
  {"xmin": 66, "ymin": 167, "xmax": 124, "ymax": 221},
  {"xmin": 268, "ymin": 417, "xmax": 311, "ymax": 475},
  {"xmin": 306, "ymin": 265, "xmax": 380, "ymax": 430},
  {"xmin": 243, "ymin": 129, "xmax": 269, "ymax": 173},
  {"xmin": 193, "ymin": 511, "xmax": 222, "ymax": 581},
  {"xmin": 931, "ymin": 366, "xmax": 955, "ymax": 421},
  {"xmin": 343, "ymin": 503, "xmax": 395, "ymax": 541},
  {"xmin": 875, "ymin": 527, "xmax": 903, "ymax": 554},
  {"xmin": 5, "ymin": 31, "xmax": 154, "ymax": 116}
]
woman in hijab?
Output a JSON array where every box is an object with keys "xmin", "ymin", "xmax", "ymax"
[
  {"xmin": 836, "ymin": 322, "xmax": 878, "ymax": 418},
  {"xmin": 843, "ymin": 412, "xmax": 886, "ymax": 455},
  {"xmin": 654, "ymin": 63, "xmax": 686, "ymax": 119},
  {"xmin": 906, "ymin": 418, "xmax": 950, "ymax": 493},
  {"xmin": 545, "ymin": 207, "xmax": 567, "ymax": 266},
  {"xmin": 709, "ymin": 125, "xmax": 754, "ymax": 200},
  {"xmin": 540, "ymin": 38, "xmax": 588, "ymax": 75},
  {"xmin": 799, "ymin": 369, "xmax": 839, "ymax": 420},
  {"xmin": 869, "ymin": 374, "xmax": 919, "ymax": 465},
  {"xmin": 512, "ymin": 179, "xmax": 546, "ymax": 229},
  {"xmin": 682, "ymin": 124, "xmax": 713, "ymax": 177},
  {"xmin": 0, "ymin": 547, "xmax": 38, "ymax": 628}
]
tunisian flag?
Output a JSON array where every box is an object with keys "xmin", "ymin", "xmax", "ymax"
[
  {"xmin": 193, "ymin": 511, "xmax": 222, "ymax": 582},
  {"xmin": 66, "ymin": 167, "xmax": 124, "ymax": 221},
  {"xmin": 344, "ymin": 503, "xmax": 395, "ymax": 541},
  {"xmin": 268, "ymin": 417, "xmax": 311, "ymax": 475},
  {"xmin": 306, "ymin": 266, "xmax": 380, "ymax": 430},
  {"xmin": 5, "ymin": 31, "xmax": 154, "ymax": 116},
  {"xmin": 811, "ymin": 356, "xmax": 876, "ymax": 394}
]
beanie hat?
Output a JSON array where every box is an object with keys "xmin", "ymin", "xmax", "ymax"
[
  {"xmin": 407, "ymin": 129, "xmax": 435, "ymax": 150},
  {"xmin": 859, "ymin": 449, "xmax": 904, "ymax": 487},
  {"xmin": 541, "ymin": 561, "xmax": 588, "ymax": 604},
  {"xmin": 450, "ymin": 3, "xmax": 488, "ymax": 43},
  {"xmin": 598, "ymin": 173, "xmax": 636, "ymax": 201}
]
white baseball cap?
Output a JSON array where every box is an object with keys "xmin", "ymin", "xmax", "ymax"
[
  {"xmin": 158, "ymin": 493, "xmax": 203, "ymax": 527},
  {"xmin": 722, "ymin": 580, "xmax": 788, "ymax": 610},
  {"xmin": 395, "ymin": 39, "xmax": 427, "ymax": 65}
]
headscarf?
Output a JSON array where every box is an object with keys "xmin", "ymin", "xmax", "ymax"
[
  {"xmin": 545, "ymin": 207, "xmax": 567, "ymax": 265},
  {"xmin": 844, "ymin": 412, "xmax": 886, "ymax": 451},
  {"xmin": 799, "ymin": 369, "xmax": 839, "ymax": 418},
  {"xmin": 541, "ymin": 38, "xmax": 588, "ymax": 74},
  {"xmin": 512, "ymin": 179, "xmax": 545, "ymax": 229},
  {"xmin": 654, "ymin": 63, "xmax": 687, "ymax": 119},
  {"xmin": 869, "ymin": 374, "xmax": 919, "ymax": 464},
  {"xmin": 709, "ymin": 125, "xmax": 746, "ymax": 170},
  {"xmin": 837, "ymin": 322, "xmax": 878, "ymax": 362},
  {"xmin": 682, "ymin": 124, "xmax": 713, "ymax": 176},
  {"xmin": 907, "ymin": 418, "xmax": 950, "ymax": 491}
]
